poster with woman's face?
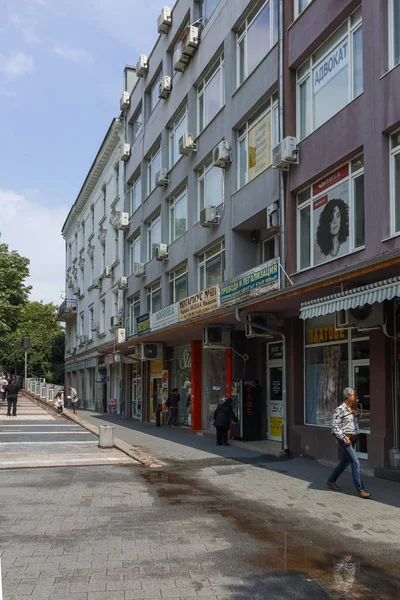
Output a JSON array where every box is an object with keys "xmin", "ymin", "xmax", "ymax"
[{"xmin": 313, "ymin": 180, "xmax": 349, "ymax": 265}]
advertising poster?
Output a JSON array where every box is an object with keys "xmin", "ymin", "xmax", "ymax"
[
  {"xmin": 313, "ymin": 179, "xmax": 349, "ymax": 266},
  {"xmin": 179, "ymin": 286, "xmax": 219, "ymax": 321},
  {"xmin": 248, "ymin": 112, "xmax": 271, "ymax": 182}
]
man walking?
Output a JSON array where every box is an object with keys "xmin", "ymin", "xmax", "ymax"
[
  {"xmin": 327, "ymin": 387, "xmax": 371, "ymax": 498},
  {"xmin": 5, "ymin": 378, "xmax": 19, "ymax": 417},
  {"xmin": 66, "ymin": 385, "xmax": 79, "ymax": 415},
  {"xmin": 167, "ymin": 388, "xmax": 180, "ymax": 427}
]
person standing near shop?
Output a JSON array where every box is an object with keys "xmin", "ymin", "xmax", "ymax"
[
  {"xmin": 66, "ymin": 385, "xmax": 79, "ymax": 415},
  {"xmin": 327, "ymin": 387, "xmax": 371, "ymax": 498},
  {"xmin": 5, "ymin": 378, "xmax": 19, "ymax": 417},
  {"xmin": 167, "ymin": 388, "xmax": 180, "ymax": 426},
  {"xmin": 213, "ymin": 397, "xmax": 239, "ymax": 446},
  {"xmin": 0, "ymin": 374, "xmax": 8, "ymax": 402}
]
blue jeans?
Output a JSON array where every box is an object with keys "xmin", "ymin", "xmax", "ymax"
[{"xmin": 328, "ymin": 438, "xmax": 364, "ymax": 492}]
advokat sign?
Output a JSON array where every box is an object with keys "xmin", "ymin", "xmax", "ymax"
[{"xmin": 219, "ymin": 259, "xmax": 280, "ymax": 306}]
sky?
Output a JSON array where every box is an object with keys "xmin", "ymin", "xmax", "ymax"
[{"xmin": 0, "ymin": 0, "xmax": 162, "ymax": 304}]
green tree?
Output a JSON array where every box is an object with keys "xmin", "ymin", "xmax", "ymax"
[{"xmin": 0, "ymin": 242, "xmax": 31, "ymax": 336}]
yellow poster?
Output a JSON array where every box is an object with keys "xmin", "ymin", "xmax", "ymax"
[
  {"xmin": 248, "ymin": 112, "xmax": 271, "ymax": 182},
  {"xmin": 269, "ymin": 416, "xmax": 282, "ymax": 439}
]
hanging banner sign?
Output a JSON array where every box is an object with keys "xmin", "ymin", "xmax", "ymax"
[
  {"xmin": 219, "ymin": 258, "xmax": 280, "ymax": 306},
  {"xmin": 104, "ymin": 354, "xmax": 115, "ymax": 365},
  {"xmin": 136, "ymin": 312, "xmax": 151, "ymax": 336},
  {"xmin": 150, "ymin": 303, "xmax": 179, "ymax": 332},
  {"xmin": 179, "ymin": 286, "xmax": 220, "ymax": 321},
  {"xmin": 313, "ymin": 38, "xmax": 348, "ymax": 94}
]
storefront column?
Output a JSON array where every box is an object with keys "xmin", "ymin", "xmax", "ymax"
[
  {"xmin": 369, "ymin": 330, "xmax": 391, "ymax": 468},
  {"xmin": 225, "ymin": 347, "xmax": 232, "ymax": 398},
  {"xmin": 191, "ymin": 341, "xmax": 202, "ymax": 431}
]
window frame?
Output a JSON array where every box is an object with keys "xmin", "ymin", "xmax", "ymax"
[
  {"xmin": 169, "ymin": 264, "xmax": 188, "ymax": 303},
  {"xmin": 201, "ymin": 0, "xmax": 222, "ymax": 23},
  {"xmin": 146, "ymin": 212, "xmax": 162, "ymax": 262},
  {"xmin": 296, "ymin": 156, "xmax": 365, "ymax": 272},
  {"xmin": 197, "ymin": 53, "xmax": 225, "ymax": 134},
  {"xmin": 169, "ymin": 187, "xmax": 188, "ymax": 243},
  {"xmin": 296, "ymin": 10, "xmax": 363, "ymax": 141},
  {"xmin": 262, "ymin": 235, "xmax": 279, "ymax": 262},
  {"xmin": 146, "ymin": 281, "xmax": 162, "ymax": 314},
  {"xmin": 169, "ymin": 106, "xmax": 188, "ymax": 169},
  {"xmin": 88, "ymin": 307, "xmax": 94, "ymax": 340},
  {"xmin": 129, "ymin": 173, "xmax": 142, "ymax": 215},
  {"xmin": 197, "ymin": 157, "xmax": 225, "ymax": 216},
  {"xmin": 129, "ymin": 294, "xmax": 141, "ymax": 336},
  {"xmin": 198, "ymin": 241, "xmax": 225, "ymax": 290},
  {"xmin": 294, "ymin": 0, "xmax": 313, "ymax": 18},
  {"xmin": 389, "ymin": 0, "xmax": 400, "ymax": 70},
  {"xmin": 147, "ymin": 145, "xmax": 162, "ymax": 196},
  {"xmin": 129, "ymin": 232, "xmax": 141, "ymax": 274},
  {"xmin": 149, "ymin": 70, "xmax": 163, "ymax": 115},
  {"xmin": 390, "ymin": 131, "xmax": 400, "ymax": 235},
  {"xmin": 131, "ymin": 105, "xmax": 143, "ymax": 141}
]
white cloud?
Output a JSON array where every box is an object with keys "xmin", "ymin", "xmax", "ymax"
[
  {"xmin": 0, "ymin": 189, "xmax": 67, "ymax": 304},
  {"xmin": 0, "ymin": 52, "xmax": 35, "ymax": 78},
  {"xmin": 9, "ymin": 14, "xmax": 40, "ymax": 44},
  {"xmin": 52, "ymin": 46, "xmax": 93, "ymax": 63}
]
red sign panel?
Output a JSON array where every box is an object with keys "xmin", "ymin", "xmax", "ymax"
[
  {"xmin": 313, "ymin": 194, "xmax": 328, "ymax": 211},
  {"xmin": 312, "ymin": 164, "xmax": 349, "ymax": 196}
]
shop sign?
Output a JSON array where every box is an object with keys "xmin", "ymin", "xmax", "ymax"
[
  {"xmin": 312, "ymin": 164, "xmax": 349, "ymax": 196},
  {"xmin": 269, "ymin": 416, "xmax": 283, "ymax": 438},
  {"xmin": 313, "ymin": 38, "xmax": 348, "ymax": 94},
  {"xmin": 150, "ymin": 360, "xmax": 163, "ymax": 377},
  {"xmin": 86, "ymin": 358, "xmax": 96, "ymax": 368},
  {"xmin": 179, "ymin": 286, "xmax": 220, "ymax": 321},
  {"xmin": 78, "ymin": 361, "xmax": 86, "ymax": 370},
  {"xmin": 68, "ymin": 362, "xmax": 78, "ymax": 372},
  {"xmin": 108, "ymin": 399, "xmax": 117, "ymax": 413},
  {"xmin": 104, "ymin": 354, "xmax": 115, "ymax": 365},
  {"xmin": 268, "ymin": 342, "xmax": 283, "ymax": 361},
  {"xmin": 150, "ymin": 302, "xmax": 179, "ymax": 332},
  {"xmin": 307, "ymin": 324, "xmax": 347, "ymax": 344},
  {"xmin": 248, "ymin": 112, "xmax": 272, "ymax": 181},
  {"xmin": 220, "ymin": 258, "xmax": 280, "ymax": 306},
  {"xmin": 179, "ymin": 348, "xmax": 191, "ymax": 370},
  {"xmin": 136, "ymin": 312, "xmax": 150, "ymax": 336}
]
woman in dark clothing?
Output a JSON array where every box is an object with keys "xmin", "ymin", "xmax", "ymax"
[
  {"xmin": 5, "ymin": 379, "xmax": 19, "ymax": 417},
  {"xmin": 167, "ymin": 388, "xmax": 181, "ymax": 426},
  {"xmin": 213, "ymin": 398, "xmax": 238, "ymax": 446}
]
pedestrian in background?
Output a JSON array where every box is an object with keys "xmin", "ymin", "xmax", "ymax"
[
  {"xmin": 66, "ymin": 385, "xmax": 79, "ymax": 415},
  {"xmin": 5, "ymin": 378, "xmax": 19, "ymax": 417},
  {"xmin": 0, "ymin": 374, "xmax": 8, "ymax": 402},
  {"xmin": 327, "ymin": 387, "xmax": 371, "ymax": 499},
  {"xmin": 213, "ymin": 397, "xmax": 238, "ymax": 446},
  {"xmin": 54, "ymin": 391, "xmax": 64, "ymax": 415},
  {"xmin": 167, "ymin": 388, "xmax": 180, "ymax": 427}
]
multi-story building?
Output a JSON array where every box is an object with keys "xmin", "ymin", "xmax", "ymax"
[{"xmin": 59, "ymin": 0, "xmax": 400, "ymax": 476}]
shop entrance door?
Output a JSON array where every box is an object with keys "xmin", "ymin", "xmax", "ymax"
[
  {"xmin": 267, "ymin": 362, "xmax": 283, "ymax": 441},
  {"xmin": 352, "ymin": 361, "xmax": 370, "ymax": 459}
]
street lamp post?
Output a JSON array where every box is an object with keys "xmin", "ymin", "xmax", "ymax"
[{"xmin": 21, "ymin": 333, "xmax": 31, "ymax": 386}]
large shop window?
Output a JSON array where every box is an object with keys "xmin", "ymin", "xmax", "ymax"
[
  {"xmin": 390, "ymin": 132, "xmax": 400, "ymax": 235},
  {"xmin": 297, "ymin": 156, "xmax": 364, "ymax": 271},
  {"xmin": 297, "ymin": 9, "xmax": 363, "ymax": 140},
  {"xmin": 304, "ymin": 316, "xmax": 370, "ymax": 432},
  {"xmin": 238, "ymin": 95, "xmax": 279, "ymax": 189},
  {"xmin": 198, "ymin": 241, "xmax": 225, "ymax": 289},
  {"xmin": 169, "ymin": 188, "xmax": 188, "ymax": 242},
  {"xmin": 147, "ymin": 281, "xmax": 162, "ymax": 314},
  {"xmin": 198, "ymin": 158, "xmax": 224, "ymax": 215},
  {"xmin": 237, "ymin": 0, "xmax": 278, "ymax": 86},
  {"xmin": 172, "ymin": 346, "xmax": 192, "ymax": 426},
  {"xmin": 169, "ymin": 264, "xmax": 188, "ymax": 303},
  {"xmin": 197, "ymin": 53, "xmax": 224, "ymax": 133},
  {"xmin": 147, "ymin": 213, "xmax": 161, "ymax": 261},
  {"xmin": 169, "ymin": 106, "xmax": 187, "ymax": 169},
  {"xmin": 390, "ymin": 0, "xmax": 400, "ymax": 69},
  {"xmin": 147, "ymin": 145, "xmax": 162, "ymax": 196}
]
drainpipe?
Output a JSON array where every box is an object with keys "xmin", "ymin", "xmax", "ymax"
[
  {"xmin": 278, "ymin": 0, "xmax": 285, "ymax": 285},
  {"xmin": 235, "ymin": 308, "xmax": 288, "ymax": 451}
]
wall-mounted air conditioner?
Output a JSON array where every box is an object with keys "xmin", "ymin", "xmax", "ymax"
[
  {"xmin": 154, "ymin": 243, "xmax": 169, "ymax": 261},
  {"xmin": 155, "ymin": 168, "xmax": 170, "ymax": 187},
  {"xmin": 335, "ymin": 304, "xmax": 383, "ymax": 331},
  {"xmin": 179, "ymin": 132, "xmax": 196, "ymax": 156},
  {"xmin": 118, "ymin": 276, "xmax": 128, "ymax": 290},
  {"xmin": 136, "ymin": 54, "xmax": 148, "ymax": 77},
  {"xmin": 157, "ymin": 6, "xmax": 172, "ymax": 34},
  {"xmin": 141, "ymin": 343, "xmax": 163, "ymax": 361},
  {"xmin": 92, "ymin": 278, "xmax": 100, "ymax": 289},
  {"xmin": 111, "ymin": 315, "xmax": 121, "ymax": 328},
  {"xmin": 173, "ymin": 48, "xmax": 189, "ymax": 72},
  {"xmin": 267, "ymin": 201, "xmax": 280, "ymax": 232},
  {"xmin": 203, "ymin": 326, "xmax": 231, "ymax": 348},
  {"xmin": 115, "ymin": 328, "xmax": 126, "ymax": 344},
  {"xmin": 121, "ymin": 143, "xmax": 131, "ymax": 162},
  {"xmin": 103, "ymin": 266, "xmax": 113, "ymax": 279},
  {"xmin": 120, "ymin": 91, "xmax": 130, "ymax": 112},
  {"xmin": 118, "ymin": 212, "xmax": 129, "ymax": 230},
  {"xmin": 181, "ymin": 25, "xmax": 199, "ymax": 57},
  {"xmin": 91, "ymin": 322, "xmax": 99, "ymax": 332},
  {"xmin": 213, "ymin": 141, "xmax": 231, "ymax": 168},
  {"xmin": 272, "ymin": 136, "xmax": 298, "ymax": 169},
  {"xmin": 158, "ymin": 75, "xmax": 171, "ymax": 99},
  {"xmin": 134, "ymin": 263, "xmax": 146, "ymax": 278},
  {"xmin": 200, "ymin": 206, "xmax": 220, "ymax": 228}
]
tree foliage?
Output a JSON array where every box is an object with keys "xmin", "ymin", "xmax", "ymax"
[{"xmin": 0, "ymin": 242, "xmax": 31, "ymax": 336}]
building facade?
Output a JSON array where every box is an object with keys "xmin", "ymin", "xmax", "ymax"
[{"xmin": 58, "ymin": 0, "xmax": 400, "ymax": 476}]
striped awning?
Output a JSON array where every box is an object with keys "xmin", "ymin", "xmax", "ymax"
[{"xmin": 299, "ymin": 277, "xmax": 400, "ymax": 320}]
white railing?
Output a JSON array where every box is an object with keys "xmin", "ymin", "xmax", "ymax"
[{"xmin": 25, "ymin": 378, "xmax": 64, "ymax": 404}]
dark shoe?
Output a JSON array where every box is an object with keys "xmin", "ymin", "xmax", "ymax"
[
  {"xmin": 359, "ymin": 490, "xmax": 371, "ymax": 499},
  {"xmin": 223, "ymin": 443, "xmax": 230, "ymax": 446},
  {"xmin": 327, "ymin": 481, "xmax": 341, "ymax": 492},
  {"xmin": 216, "ymin": 442, "xmax": 222, "ymax": 446}
]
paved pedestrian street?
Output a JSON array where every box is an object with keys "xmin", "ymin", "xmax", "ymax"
[{"xmin": 1, "ymin": 410, "xmax": 400, "ymax": 600}]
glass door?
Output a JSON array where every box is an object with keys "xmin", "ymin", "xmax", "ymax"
[
  {"xmin": 267, "ymin": 363, "xmax": 283, "ymax": 441},
  {"xmin": 352, "ymin": 361, "xmax": 370, "ymax": 459}
]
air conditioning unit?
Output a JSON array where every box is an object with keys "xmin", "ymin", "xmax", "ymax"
[
  {"xmin": 141, "ymin": 343, "xmax": 163, "ymax": 361},
  {"xmin": 155, "ymin": 168, "xmax": 170, "ymax": 187},
  {"xmin": 158, "ymin": 75, "xmax": 171, "ymax": 99},
  {"xmin": 91, "ymin": 322, "xmax": 99, "ymax": 332},
  {"xmin": 200, "ymin": 206, "xmax": 220, "ymax": 228},
  {"xmin": 213, "ymin": 141, "xmax": 231, "ymax": 168},
  {"xmin": 272, "ymin": 136, "xmax": 298, "ymax": 169},
  {"xmin": 173, "ymin": 48, "xmax": 190, "ymax": 72},
  {"xmin": 79, "ymin": 335, "xmax": 88, "ymax": 345},
  {"xmin": 134, "ymin": 262, "xmax": 146, "ymax": 278},
  {"xmin": 181, "ymin": 25, "xmax": 199, "ymax": 57},
  {"xmin": 203, "ymin": 326, "xmax": 231, "ymax": 348},
  {"xmin": 120, "ymin": 91, "xmax": 130, "ymax": 112},
  {"xmin": 335, "ymin": 304, "xmax": 383, "ymax": 330},
  {"xmin": 93, "ymin": 278, "xmax": 100, "ymax": 289},
  {"xmin": 115, "ymin": 328, "xmax": 126, "ymax": 344},
  {"xmin": 118, "ymin": 212, "xmax": 129, "ymax": 230},
  {"xmin": 121, "ymin": 143, "xmax": 131, "ymax": 162},
  {"xmin": 267, "ymin": 201, "xmax": 280, "ymax": 232},
  {"xmin": 154, "ymin": 243, "xmax": 169, "ymax": 261},
  {"xmin": 111, "ymin": 315, "xmax": 121, "ymax": 328},
  {"xmin": 136, "ymin": 54, "xmax": 148, "ymax": 77},
  {"xmin": 104, "ymin": 266, "xmax": 113, "ymax": 278},
  {"xmin": 127, "ymin": 346, "xmax": 141, "ymax": 360},
  {"xmin": 118, "ymin": 276, "xmax": 128, "ymax": 290},
  {"xmin": 245, "ymin": 316, "xmax": 273, "ymax": 339},
  {"xmin": 179, "ymin": 132, "xmax": 196, "ymax": 156},
  {"xmin": 157, "ymin": 6, "xmax": 172, "ymax": 34}
]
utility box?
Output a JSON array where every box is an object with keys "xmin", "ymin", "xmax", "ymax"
[{"xmin": 99, "ymin": 425, "xmax": 115, "ymax": 448}]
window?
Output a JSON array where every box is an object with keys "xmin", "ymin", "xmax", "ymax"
[
  {"xmin": 149, "ymin": 71, "xmax": 162, "ymax": 114},
  {"xmin": 115, "ymin": 165, "xmax": 119, "ymax": 199},
  {"xmin": 128, "ymin": 174, "xmax": 142, "ymax": 215},
  {"xmin": 169, "ymin": 264, "xmax": 188, "ymax": 303},
  {"xmin": 198, "ymin": 158, "xmax": 224, "ymax": 214},
  {"xmin": 263, "ymin": 236, "xmax": 279, "ymax": 262},
  {"xmin": 297, "ymin": 156, "xmax": 364, "ymax": 270},
  {"xmin": 147, "ymin": 213, "xmax": 161, "ymax": 261},
  {"xmin": 81, "ymin": 220, "xmax": 85, "ymax": 248},
  {"xmin": 237, "ymin": 0, "xmax": 278, "ymax": 86},
  {"xmin": 130, "ymin": 233, "xmax": 141, "ymax": 274},
  {"xmin": 169, "ymin": 106, "xmax": 187, "ymax": 169},
  {"xmin": 147, "ymin": 282, "xmax": 162, "ymax": 314},
  {"xmin": 295, "ymin": 0, "xmax": 312, "ymax": 17},
  {"xmin": 390, "ymin": 132, "xmax": 400, "ymax": 234},
  {"xmin": 147, "ymin": 145, "xmax": 162, "ymax": 196},
  {"xmin": 198, "ymin": 241, "xmax": 225, "ymax": 289},
  {"xmin": 237, "ymin": 95, "xmax": 278, "ymax": 188},
  {"xmin": 68, "ymin": 243, "xmax": 72, "ymax": 267},
  {"xmin": 114, "ymin": 229, "xmax": 119, "ymax": 262},
  {"xmin": 90, "ymin": 256, "xmax": 94, "ymax": 286},
  {"xmin": 197, "ymin": 53, "xmax": 224, "ymax": 133},
  {"xmin": 201, "ymin": 0, "xmax": 222, "ymax": 23},
  {"xmin": 101, "ymin": 242, "xmax": 106, "ymax": 272},
  {"xmin": 102, "ymin": 186, "xmax": 106, "ymax": 216},
  {"xmin": 91, "ymin": 205, "xmax": 94, "ymax": 233},
  {"xmin": 390, "ymin": 0, "xmax": 400, "ymax": 69},
  {"xmin": 131, "ymin": 106, "xmax": 143, "ymax": 141},
  {"xmin": 88, "ymin": 307, "xmax": 94, "ymax": 340},
  {"xmin": 169, "ymin": 188, "xmax": 188, "ymax": 242},
  {"xmin": 297, "ymin": 10, "xmax": 363, "ymax": 140},
  {"xmin": 129, "ymin": 295, "xmax": 141, "ymax": 336},
  {"xmin": 79, "ymin": 312, "xmax": 85, "ymax": 337},
  {"xmin": 100, "ymin": 300, "xmax": 106, "ymax": 333}
]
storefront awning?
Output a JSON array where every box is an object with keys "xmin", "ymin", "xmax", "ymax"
[{"xmin": 299, "ymin": 277, "xmax": 400, "ymax": 320}]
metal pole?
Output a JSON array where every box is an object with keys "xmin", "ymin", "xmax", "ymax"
[
  {"xmin": 0, "ymin": 553, "xmax": 3, "ymax": 600},
  {"xmin": 24, "ymin": 350, "xmax": 28, "ymax": 387}
]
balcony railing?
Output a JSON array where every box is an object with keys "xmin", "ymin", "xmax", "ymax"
[{"xmin": 57, "ymin": 298, "xmax": 78, "ymax": 322}]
